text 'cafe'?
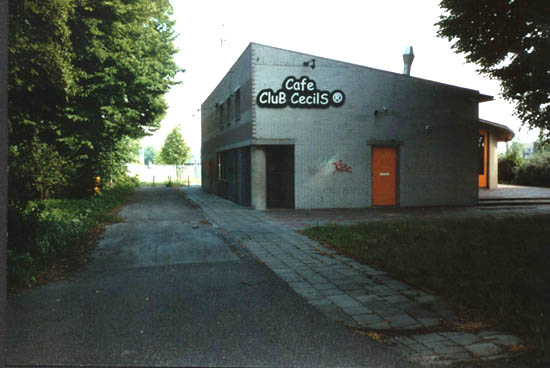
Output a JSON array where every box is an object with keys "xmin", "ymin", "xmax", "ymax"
[{"xmin": 200, "ymin": 43, "xmax": 514, "ymax": 209}]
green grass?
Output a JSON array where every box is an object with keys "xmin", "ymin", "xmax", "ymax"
[
  {"xmin": 303, "ymin": 215, "xmax": 550, "ymax": 356},
  {"xmin": 139, "ymin": 181, "xmax": 157, "ymax": 187}
]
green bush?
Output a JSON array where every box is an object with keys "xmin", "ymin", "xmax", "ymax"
[
  {"xmin": 7, "ymin": 249, "xmax": 36, "ymax": 285},
  {"xmin": 498, "ymin": 142, "xmax": 524, "ymax": 183},
  {"xmin": 8, "ymin": 181, "xmax": 138, "ymax": 287},
  {"xmin": 499, "ymin": 154, "xmax": 522, "ymax": 183},
  {"xmin": 515, "ymin": 151, "xmax": 550, "ymax": 187}
]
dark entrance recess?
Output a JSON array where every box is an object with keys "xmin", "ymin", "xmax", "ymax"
[
  {"xmin": 216, "ymin": 147, "xmax": 251, "ymax": 206},
  {"xmin": 266, "ymin": 145, "xmax": 295, "ymax": 208}
]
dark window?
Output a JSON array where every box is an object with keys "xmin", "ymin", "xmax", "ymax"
[
  {"xmin": 217, "ymin": 152, "xmax": 223, "ymax": 180},
  {"xmin": 235, "ymin": 89, "xmax": 241, "ymax": 120},
  {"xmin": 226, "ymin": 96, "xmax": 232, "ymax": 127},
  {"xmin": 219, "ymin": 103, "xmax": 224, "ymax": 130},
  {"xmin": 478, "ymin": 133, "xmax": 486, "ymax": 175},
  {"xmin": 218, "ymin": 152, "xmax": 230, "ymax": 181}
]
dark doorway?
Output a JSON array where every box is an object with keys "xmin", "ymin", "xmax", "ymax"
[
  {"xmin": 266, "ymin": 145, "xmax": 294, "ymax": 208},
  {"xmin": 217, "ymin": 147, "xmax": 251, "ymax": 206}
]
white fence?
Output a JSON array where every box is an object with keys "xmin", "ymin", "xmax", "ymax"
[{"xmin": 127, "ymin": 163, "xmax": 201, "ymax": 184}]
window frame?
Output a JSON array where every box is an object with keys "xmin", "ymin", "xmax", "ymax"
[
  {"xmin": 234, "ymin": 89, "xmax": 241, "ymax": 121},
  {"xmin": 219, "ymin": 102, "xmax": 224, "ymax": 131},
  {"xmin": 226, "ymin": 96, "xmax": 232, "ymax": 128}
]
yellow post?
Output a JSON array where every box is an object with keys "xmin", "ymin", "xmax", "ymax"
[{"xmin": 94, "ymin": 176, "xmax": 101, "ymax": 196}]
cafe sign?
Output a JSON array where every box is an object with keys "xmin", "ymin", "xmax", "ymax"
[{"xmin": 256, "ymin": 76, "xmax": 345, "ymax": 108}]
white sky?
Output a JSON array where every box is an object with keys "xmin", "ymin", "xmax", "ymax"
[{"xmin": 141, "ymin": 0, "xmax": 542, "ymax": 158}]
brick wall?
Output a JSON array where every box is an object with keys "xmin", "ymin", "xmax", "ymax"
[
  {"xmin": 251, "ymin": 43, "xmax": 479, "ymax": 208},
  {"xmin": 201, "ymin": 45, "xmax": 254, "ymax": 193}
]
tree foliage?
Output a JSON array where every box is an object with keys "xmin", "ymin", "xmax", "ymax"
[
  {"xmin": 143, "ymin": 146, "xmax": 157, "ymax": 166},
  {"xmin": 436, "ymin": 0, "xmax": 550, "ymax": 138},
  {"xmin": 515, "ymin": 150, "xmax": 550, "ymax": 187},
  {"xmin": 97, "ymin": 137, "xmax": 141, "ymax": 186},
  {"xmin": 8, "ymin": 0, "xmax": 77, "ymax": 146},
  {"xmin": 498, "ymin": 141, "xmax": 524, "ymax": 183},
  {"xmin": 8, "ymin": 0, "xmax": 181, "ymax": 201},
  {"xmin": 157, "ymin": 127, "xmax": 190, "ymax": 166},
  {"xmin": 8, "ymin": 137, "xmax": 68, "ymax": 200},
  {"xmin": 64, "ymin": 0, "xmax": 180, "ymax": 179}
]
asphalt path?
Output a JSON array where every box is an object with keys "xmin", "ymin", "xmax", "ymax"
[{"xmin": 7, "ymin": 186, "xmax": 417, "ymax": 367}]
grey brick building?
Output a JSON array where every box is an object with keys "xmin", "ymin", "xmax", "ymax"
[{"xmin": 201, "ymin": 43, "xmax": 513, "ymax": 209}]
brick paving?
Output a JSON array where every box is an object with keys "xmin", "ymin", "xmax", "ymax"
[
  {"xmin": 182, "ymin": 187, "xmax": 526, "ymax": 366},
  {"xmin": 479, "ymin": 184, "xmax": 550, "ymax": 199},
  {"xmin": 268, "ymin": 185, "xmax": 550, "ymax": 230}
]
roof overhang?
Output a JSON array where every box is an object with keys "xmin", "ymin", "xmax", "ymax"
[
  {"xmin": 479, "ymin": 118, "xmax": 515, "ymax": 142},
  {"xmin": 479, "ymin": 93, "xmax": 494, "ymax": 103}
]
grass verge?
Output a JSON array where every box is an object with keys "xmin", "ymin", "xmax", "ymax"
[
  {"xmin": 303, "ymin": 215, "xmax": 550, "ymax": 361},
  {"xmin": 8, "ymin": 183, "xmax": 137, "ymax": 289}
]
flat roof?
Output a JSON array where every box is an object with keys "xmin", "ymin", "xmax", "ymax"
[
  {"xmin": 250, "ymin": 42, "xmax": 493, "ymax": 100},
  {"xmin": 479, "ymin": 94, "xmax": 494, "ymax": 102}
]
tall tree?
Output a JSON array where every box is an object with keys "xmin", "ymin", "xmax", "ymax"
[
  {"xmin": 98, "ymin": 137, "xmax": 141, "ymax": 186},
  {"xmin": 158, "ymin": 127, "xmax": 189, "ymax": 181},
  {"xmin": 8, "ymin": 0, "xmax": 76, "ymax": 143},
  {"xmin": 436, "ymin": 0, "xmax": 550, "ymax": 138},
  {"xmin": 8, "ymin": 0, "xmax": 77, "ymax": 202},
  {"xmin": 8, "ymin": 0, "xmax": 181, "ymax": 200},
  {"xmin": 62, "ymin": 0, "xmax": 181, "ymax": 193}
]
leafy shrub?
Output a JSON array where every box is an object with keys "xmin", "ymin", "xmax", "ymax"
[
  {"xmin": 515, "ymin": 151, "xmax": 550, "ymax": 187},
  {"xmin": 7, "ymin": 249, "xmax": 36, "ymax": 285},
  {"xmin": 111, "ymin": 174, "xmax": 140, "ymax": 189},
  {"xmin": 499, "ymin": 154, "xmax": 523, "ymax": 183},
  {"xmin": 8, "ymin": 181, "xmax": 138, "ymax": 287},
  {"xmin": 498, "ymin": 142, "xmax": 523, "ymax": 183},
  {"xmin": 9, "ymin": 138, "xmax": 68, "ymax": 202}
]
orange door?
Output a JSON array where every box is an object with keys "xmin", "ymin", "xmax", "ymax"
[
  {"xmin": 478, "ymin": 129, "xmax": 488, "ymax": 187},
  {"xmin": 372, "ymin": 147, "xmax": 397, "ymax": 206}
]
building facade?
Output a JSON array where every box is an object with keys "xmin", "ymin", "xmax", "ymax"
[{"xmin": 201, "ymin": 43, "xmax": 513, "ymax": 209}]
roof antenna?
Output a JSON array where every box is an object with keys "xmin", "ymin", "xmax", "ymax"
[{"xmin": 220, "ymin": 24, "xmax": 226, "ymax": 47}]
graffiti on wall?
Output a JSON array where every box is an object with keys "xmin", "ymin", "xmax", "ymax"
[{"xmin": 332, "ymin": 160, "xmax": 352, "ymax": 174}]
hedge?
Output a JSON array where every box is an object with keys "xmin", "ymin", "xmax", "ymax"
[
  {"xmin": 515, "ymin": 151, "xmax": 550, "ymax": 187},
  {"xmin": 8, "ymin": 179, "xmax": 138, "ymax": 286}
]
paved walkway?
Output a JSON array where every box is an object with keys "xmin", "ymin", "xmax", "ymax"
[
  {"xmin": 266, "ymin": 203, "xmax": 550, "ymax": 231},
  {"xmin": 267, "ymin": 185, "xmax": 550, "ymax": 230},
  {"xmin": 10, "ymin": 187, "xmax": 416, "ymax": 367},
  {"xmin": 480, "ymin": 184, "xmax": 550, "ymax": 199},
  {"xmin": 183, "ymin": 187, "xmax": 524, "ymax": 366}
]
